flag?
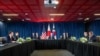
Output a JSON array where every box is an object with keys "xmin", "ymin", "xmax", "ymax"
[
  {"xmin": 47, "ymin": 24, "xmax": 51, "ymax": 39},
  {"xmin": 52, "ymin": 23, "xmax": 57, "ymax": 39},
  {"xmin": 41, "ymin": 25, "xmax": 46, "ymax": 39}
]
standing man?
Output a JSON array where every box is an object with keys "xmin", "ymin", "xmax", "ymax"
[{"xmin": 83, "ymin": 32, "xmax": 88, "ymax": 40}]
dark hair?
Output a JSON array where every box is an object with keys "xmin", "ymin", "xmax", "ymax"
[{"xmin": 8, "ymin": 31, "xmax": 13, "ymax": 34}]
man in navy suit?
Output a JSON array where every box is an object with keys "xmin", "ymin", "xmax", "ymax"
[
  {"xmin": 7, "ymin": 31, "xmax": 15, "ymax": 43},
  {"xmin": 15, "ymin": 32, "xmax": 19, "ymax": 41},
  {"xmin": 89, "ymin": 31, "xmax": 96, "ymax": 42}
]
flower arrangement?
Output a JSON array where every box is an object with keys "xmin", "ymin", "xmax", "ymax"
[
  {"xmin": 80, "ymin": 37, "xmax": 88, "ymax": 43},
  {"xmin": 70, "ymin": 36, "xmax": 76, "ymax": 41},
  {"xmin": 16, "ymin": 37, "xmax": 25, "ymax": 44},
  {"xmin": 26, "ymin": 37, "xmax": 32, "ymax": 42}
]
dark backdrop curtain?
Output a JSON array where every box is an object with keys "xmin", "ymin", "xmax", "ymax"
[
  {"xmin": 90, "ymin": 20, "xmax": 100, "ymax": 36},
  {"xmin": 0, "ymin": 21, "xmax": 85, "ymax": 39}
]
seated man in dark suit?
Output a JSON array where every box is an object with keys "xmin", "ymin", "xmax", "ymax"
[
  {"xmin": 31, "ymin": 33, "xmax": 36, "ymax": 39},
  {"xmin": 61, "ymin": 32, "xmax": 69, "ymax": 39},
  {"xmin": 36, "ymin": 32, "xmax": 40, "ymax": 40},
  {"xmin": 65, "ymin": 33, "xmax": 70, "ymax": 39},
  {"xmin": 83, "ymin": 32, "xmax": 89, "ymax": 40},
  {"xmin": 15, "ymin": 32, "xmax": 19, "ymax": 41},
  {"xmin": 89, "ymin": 31, "xmax": 96, "ymax": 42},
  {"xmin": 63, "ymin": 33, "xmax": 66, "ymax": 39},
  {"xmin": 7, "ymin": 31, "xmax": 15, "ymax": 43}
]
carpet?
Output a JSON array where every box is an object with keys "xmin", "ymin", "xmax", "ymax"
[{"xmin": 31, "ymin": 50, "xmax": 74, "ymax": 56}]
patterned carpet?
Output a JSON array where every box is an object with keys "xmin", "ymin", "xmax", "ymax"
[{"xmin": 31, "ymin": 50, "xmax": 74, "ymax": 56}]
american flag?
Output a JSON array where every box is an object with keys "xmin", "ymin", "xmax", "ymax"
[
  {"xmin": 47, "ymin": 24, "xmax": 51, "ymax": 39},
  {"xmin": 41, "ymin": 25, "xmax": 47, "ymax": 39}
]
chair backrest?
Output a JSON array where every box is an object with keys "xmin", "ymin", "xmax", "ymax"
[
  {"xmin": 96, "ymin": 36, "xmax": 100, "ymax": 42},
  {"xmin": 0, "ymin": 37, "xmax": 3, "ymax": 42}
]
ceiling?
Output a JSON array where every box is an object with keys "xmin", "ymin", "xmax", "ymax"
[{"xmin": 0, "ymin": 0, "xmax": 100, "ymax": 22}]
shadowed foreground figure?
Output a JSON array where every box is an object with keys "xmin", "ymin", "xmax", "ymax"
[{"xmin": 31, "ymin": 50, "xmax": 74, "ymax": 56}]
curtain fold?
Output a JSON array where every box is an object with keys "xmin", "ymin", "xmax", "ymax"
[{"xmin": 90, "ymin": 20, "xmax": 100, "ymax": 36}]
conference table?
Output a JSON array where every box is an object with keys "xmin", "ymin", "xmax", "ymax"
[
  {"xmin": 0, "ymin": 40, "xmax": 100, "ymax": 56},
  {"xmin": 0, "ymin": 41, "xmax": 35, "ymax": 56}
]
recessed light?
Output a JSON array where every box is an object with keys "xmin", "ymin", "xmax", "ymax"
[
  {"xmin": 51, "ymin": 18, "xmax": 54, "ymax": 20},
  {"xmin": 49, "ymin": 13, "xmax": 64, "ymax": 16},
  {"xmin": 8, "ymin": 18, "xmax": 11, "ymax": 21},
  {"xmin": 22, "ymin": 19, "xmax": 24, "ymax": 21},
  {"xmin": 94, "ymin": 13, "xmax": 100, "ymax": 16},
  {"xmin": 26, "ymin": 18, "xmax": 31, "ymax": 20},
  {"xmin": 78, "ymin": 13, "xmax": 82, "ymax": 15},
  {"xmin": 54, "ymin": 6, "xmax": 56, "ymax": 9},
  {"xmin": 84, "ymin": 18, "xmax": 89, "ymax": 21},
  {"xmin": 3, "ymin": 13, "xmax": 19, "ymax": 16},
  {"xmin": 78, "ymin": 18, "xmax": 83, "ymax": 20},
  {"xmin": 25, "ymin": 13, "xmax": 28, "ymax": 15},
  {"xmin": 54, "ymin": 0, "xmax": 59, "ymax": 4}
]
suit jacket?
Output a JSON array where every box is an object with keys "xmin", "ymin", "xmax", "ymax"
[
  {"xmin": 31, "ymin": 35, "xmax": 37, "ymax": 39},
  {"xmin": 84, "ymin": 36, "xmax": 89, "ymax": 40},
  {"xmin": 62, "ymin": 36, "xmax": 69, "ymax": 39},
  {"xmin": 90, "ymin": 35, "xmax": 96, "ymax": 42},
  {"xmin": 7, "ymin": 36, "xmax": 15, "ymax": 43},
  {"xmin": 15, "ymin": 36, "xmax": 19, "ymax": 41}
]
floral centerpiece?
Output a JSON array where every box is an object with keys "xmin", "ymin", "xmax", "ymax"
[
  {"xmin": 16, "ymin": 37, "xmax": 25, "ymax": 44},
  {"xmin": 70, "ymin": 36, "xmax": 76, "ymax": 41},
  {"xmin": 80, "ymin": 37, "xmax": 88, "ymax": 43}
]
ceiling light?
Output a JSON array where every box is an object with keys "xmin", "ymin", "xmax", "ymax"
[
  {"xmin": 26, "ymin": 18, "xmax": 31, "ymax": 20},
  {"xmin": 22, "ymin": 19, "xmax": 24, "ymax": 21},
  {"xmin": 49, "ymin": 13, "xmax": 64, "ymax": 16},
  {"xmin": 54, "ymin": 6, "xmax": 56, "ymax": 9},
  {"xmin": 84, "ymin": 18, "xmax": 89, "ymax": 21},
  {"xmin": 78, "ymin": 13, "xmax": 82, "ymax": 15},
  {"xmin": 25, "ymin": 13, "xmax": 28, "ymax": 15},
  {"xmin": 7, "ymin": 18, "xmax": 11, "ymax": 21},
  {"xmin": 78, "ymin": 18, "xmax": 83, "ymax": 20},
  {"xmin": 51, "ymin": 18, "xmax": 54, "ymax": 20},
  {"xmin": 54, "ymin": 0, "xmax": 59, "ymax": 4},
  {"xmin": 3, "ymin": 13, "xmax": 19, "ymax": 16},
  {"xmin": 94, "ymin": 13, "xmax": 100, "ymax": 16}
]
